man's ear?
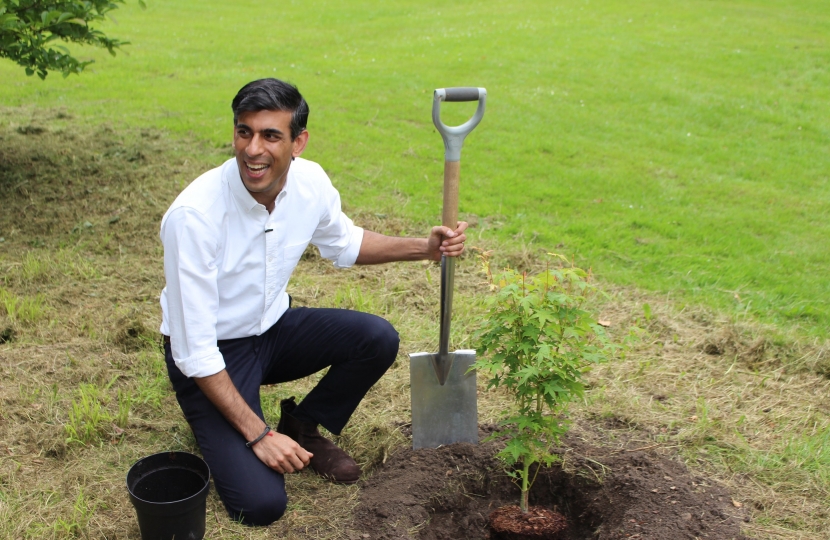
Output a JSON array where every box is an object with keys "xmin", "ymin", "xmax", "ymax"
[{"xmin": 292, "ymin": 130, "xmax": 310, "ymax": 158}]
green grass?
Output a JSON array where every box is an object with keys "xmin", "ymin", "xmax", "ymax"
[
  {"xmin": 2, "ymin": 6, "xmax": 828, "ymax": 529},
  {"xmin": 64, "ymin": 383, "xmax": 114, "ymax": 445},
  {"xmin": 0, "ymin": 288, "xmax": 48, "ymax": 324},
  {"xmin": 1, "ymin": 0, "xmax": 828, "ymax": 333}
]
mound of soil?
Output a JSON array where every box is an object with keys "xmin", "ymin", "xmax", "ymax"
[{"xmin": 350, "ymin": 426, "xmax": 748, "ymax": 539}]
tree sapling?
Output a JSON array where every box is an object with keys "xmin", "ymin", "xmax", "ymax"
[{"xmin": 474, "ymin": 253, "xmax": 613, "ymax": 513}]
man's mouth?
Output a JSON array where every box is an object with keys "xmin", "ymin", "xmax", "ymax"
[
  {"xmin": 244, "ymin": 162, "xmax": 270, "ymax": 179},
  {"xmin": 246, "ymin": 162, "xmax": 269, "ymax": 173}
]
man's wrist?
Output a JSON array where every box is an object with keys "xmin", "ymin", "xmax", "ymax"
[{"xmin": 246, "ymin": 425, "xmax": 271, "ymax": 448}]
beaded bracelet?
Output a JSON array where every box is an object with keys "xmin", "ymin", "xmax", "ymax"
[{"xmin": 246, "ymin": 426, "xmax": 271, "ymax": 448}]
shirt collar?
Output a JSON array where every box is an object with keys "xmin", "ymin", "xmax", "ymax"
[{"xmin": 226, "ymin": 160, "xmax": 259, "ymax": 211}]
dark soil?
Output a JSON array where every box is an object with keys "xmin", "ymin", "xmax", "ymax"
[{"xmin": 350, "ymin": 424, "xmax": 749, "ymax": 540}]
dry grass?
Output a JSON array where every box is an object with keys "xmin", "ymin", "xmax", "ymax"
[
  {"xmin": 0, "ymin": 108, "xmax": 827, "ymax": 539},
  {"xmin": 583, "ymin": 289, "xmax": 830, "ymax": 540}
]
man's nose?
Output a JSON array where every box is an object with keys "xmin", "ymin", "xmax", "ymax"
[{"xmin": 247, "ymin": 134, "xmax": 264, "ymax": 156}]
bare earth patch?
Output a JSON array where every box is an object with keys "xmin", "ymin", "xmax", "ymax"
[{"xmin": 350, "ymin": 424, "xmax": 748, "ymax": 540}]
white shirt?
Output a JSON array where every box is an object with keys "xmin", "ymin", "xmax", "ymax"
[{"xmin": 159, "ymin": 157, "xmax": 364, "ymax": 378}]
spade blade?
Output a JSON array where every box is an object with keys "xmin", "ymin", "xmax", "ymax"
[{"xmin": 409, "ymin": 350, "xmax": 477, "ymax": 449}]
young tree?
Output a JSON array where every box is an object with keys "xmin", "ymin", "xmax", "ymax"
[
  {"xmin": 475, "ymin": 253, "xmax": 613, "ymax": 513},
  {"xmin": 0, "ymin": 0, "xmax": 143, "ymax": 79}
]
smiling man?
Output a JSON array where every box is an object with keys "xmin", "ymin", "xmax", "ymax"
[{"xmin": 159, "ymin": 78, "xmax": 467, "ymax": 526}]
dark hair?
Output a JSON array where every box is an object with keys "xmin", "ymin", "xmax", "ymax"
[{"xmin": 231, "ymin": 78, "xmax": 309, "ymax": 140}]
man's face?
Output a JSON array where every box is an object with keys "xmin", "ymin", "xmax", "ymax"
[{"xmin": 233, "ymin": 109, "xmax": 308, "ymax": 206}]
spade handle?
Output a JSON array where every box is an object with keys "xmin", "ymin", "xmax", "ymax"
[{"xmin": 433, "ymin": 87, "xmax": 486, "ymax": 364}]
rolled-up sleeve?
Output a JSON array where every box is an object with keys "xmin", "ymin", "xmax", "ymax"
[
  {"xmin": 161, "ymin": 207, "xmax": 226, "ymax": 378},
  {"xmin": 311, "ymin": 180, "xmax": 364, "ymax": 268}
]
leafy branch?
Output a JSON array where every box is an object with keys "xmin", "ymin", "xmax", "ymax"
[{"xmin": 0, "ymin": 0, "xmax": 144, "ymax": 79}]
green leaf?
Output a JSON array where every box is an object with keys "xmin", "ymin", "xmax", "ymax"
[
  {"xmin": 500, "ymin": 439, "xmax": 528, "ymax": 465},
  {"xmin": 0, "ymin": 13, "xmax": 20, "ymax": 25}
]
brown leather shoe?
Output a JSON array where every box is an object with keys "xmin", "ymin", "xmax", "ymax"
[{"xmin": 276, "ymin": 397, "xmax": 361, "ymax": 484}]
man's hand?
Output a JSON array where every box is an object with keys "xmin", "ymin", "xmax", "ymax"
[
  {"xmin": 194, "ymin": 370, "xmax": 313, "ymax": 474},
  {"xmin": 427, "ymin": 221, "xmax": 468, "ymax": 261},
  {"xmin": 251, "ymin": 431, "xmax": 313, "ymax": 474}
]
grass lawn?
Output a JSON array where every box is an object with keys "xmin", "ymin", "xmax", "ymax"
[{"xmin": 1, "ymin": 0, "xmax": 828, "ymax": 334}]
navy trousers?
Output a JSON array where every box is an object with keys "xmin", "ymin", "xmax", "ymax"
[{"xmin": 163, "ymin": 307, "xmax": 399, "ymax": 526}]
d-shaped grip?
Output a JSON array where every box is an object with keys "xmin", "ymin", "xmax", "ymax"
[
  {"xmin": 432, "ymin": 87, "xmax": 487, "ymax": 162},
  {"xmin": 443, "ymin": 87, "xmax": 481, "ymax": 102}
]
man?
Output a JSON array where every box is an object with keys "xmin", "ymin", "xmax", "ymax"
[{"xmin": 159, "ymin": 78, "xmax": 467, "ymax": 526}]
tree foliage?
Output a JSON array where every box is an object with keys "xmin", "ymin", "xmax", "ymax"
[
  {"xmin": 474, "ymin": 253, "xmax": 614, "ymax": 513},
  {"xmin": 0, "ymin": 0, "xmax": 143, "ymax": 79}
]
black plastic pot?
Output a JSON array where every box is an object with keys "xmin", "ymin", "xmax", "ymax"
[{"xmin": 127, "ymin": 451, "xmax": 211, "ymax": 540}]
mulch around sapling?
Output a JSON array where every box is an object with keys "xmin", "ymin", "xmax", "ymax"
[
  {"xmin": 489, "ymin": 505, "xmax": 569, "ymax": 539},
  {"xmin": 349, "ymin": 424, "xmax": 749, "ymax": 540}
]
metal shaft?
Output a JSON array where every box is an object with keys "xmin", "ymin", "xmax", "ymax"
[
  {"xmin": 432, "ymin": 156, "xmax": 461, "ymax": 385},
  {"xmin": 438, "ymin": 255, "xmax": 455, "ymax": 357}
]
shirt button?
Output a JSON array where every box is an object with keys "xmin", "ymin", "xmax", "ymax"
[{"xmin": 267, "ymin": 256, "xmax": 273, "ymax": 263}]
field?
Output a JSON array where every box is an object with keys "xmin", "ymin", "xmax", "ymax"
[
  {"xmin": 1, "ymin": 0, "xmax": 829, "ymax": 331},
  {"xmin": 0, "ymin": 0, "xmax": 829, "ymax": 538}
]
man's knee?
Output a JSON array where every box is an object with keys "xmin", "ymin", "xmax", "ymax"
[
  {"xmin": 227, "ymin": 489, "xmax": 287, "ymax": 527},
  {"xmin": 362, "ymin": 315, "xmax": 400, "ymax": 367}
]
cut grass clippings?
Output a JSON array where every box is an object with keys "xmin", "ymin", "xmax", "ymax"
[{"xmin": 0, "ymin": 111, "xmax": 828, "ymax": 539}]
